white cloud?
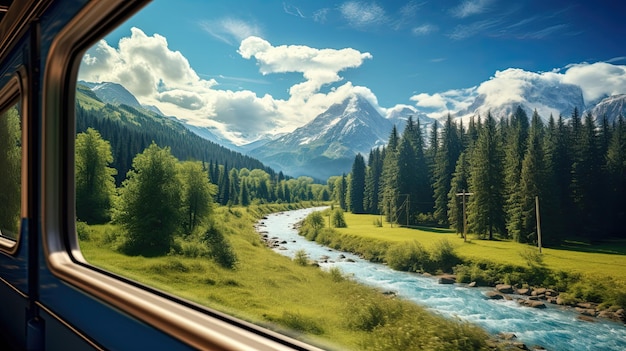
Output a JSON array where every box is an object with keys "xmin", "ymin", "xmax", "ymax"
[
  {"xmin": 412, "ymin": 24, "xmax": 437, "ymax": 36},
  {"xmin": 79, "ymin": 28, "xmax": 375, "ymax": 146},
  {"xmin": 411, "ymin": 93, "xmax": 448, "ymax": 109},
  {"xmin": 561, "ymin": 62, "xmax": 626, "ymax": 102},
  {"xmin": 199, "ymin": 18, "xmax": 261, "ymax": 45},
  {"xmin": 451, "ymin": 0, "xmax": 494, "ymax": 18},
  {"xmin": 238, "ymin": 36, "xmax": 372, "ymax": 99},
  {"xmin": 340, "ymin": 1, "xmax": 386, "ymax": 29}
]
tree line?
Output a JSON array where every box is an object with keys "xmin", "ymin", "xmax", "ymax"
[
  {"xmin": 342, "ymin": 107, "xmax": 626, "ymax": 244},
  {"xmin": 76, "ymin": 128, "xmax": 329, "ymax": 254}
]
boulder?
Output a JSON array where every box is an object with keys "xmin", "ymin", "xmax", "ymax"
[
  {"xmin": 517, "ymin": 288, "xmax": 531, "ymax": 296},
  {"xmin": 518, "ymin": 299, "xmax": 546, "ymax": 309},
  {"xmin": 575, "ymin": 307, "xmax": 597, "ymax": 317},
  {"xmin": 485, "ymin": 291, "xmax": 504, "ymax": 300},
  {"xmin": 496, "ymin": 284, "xmax": 514, "ymax": 294},
  {"xmin": 468, "ymin": 281, "xmax": 477, "ymax": 287},
  {"xmin": 438, "ymin": 276, "xmax": 455, "ymax": 284},
  {"xmin": 531, "ymin": 288, "xmax": 546, "ymax": 296}
]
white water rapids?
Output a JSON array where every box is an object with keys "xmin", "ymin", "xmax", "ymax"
[{"xmin": 257, "ymin": 207, "xmax": 626, "ymax": 351}]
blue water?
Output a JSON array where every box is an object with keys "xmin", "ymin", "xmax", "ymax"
[{"xmin": 257, "ymin": 207, "xmax": 626, "ymax": 351}]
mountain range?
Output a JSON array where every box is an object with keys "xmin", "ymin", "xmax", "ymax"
[{"xmin": 82, "ymin": 79, "xmax": 626, "ymax": 180}]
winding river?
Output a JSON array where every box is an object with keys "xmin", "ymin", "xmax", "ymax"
[{"xmin": 257, "ymin": 207, "xmax": 626, "ymax": 351}]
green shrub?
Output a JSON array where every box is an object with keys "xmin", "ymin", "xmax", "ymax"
[
  {"xmin": 76, "ymin": 221, "xmax": 92, "ymax": 241},
  {"xmin": 293, "ymin": 249, "xmax": 309, "ymax": 266},
  {"xmin": 328, "ymin": 267, "xmax": 344, "ymax": 282},
  {"xmin": 429, "ymin": 239, "xmax": 460, "ymax": 272},
  {"xmin": 332, "ymin": 209, "xmax": 347, "ymax": 228},
  {"xmin": 203, "ymin": 225, "xmax": 237, "ymax": 269},
  {"xmin": 385, "ymin": 241, "xmax": 430, "ymax": 272}
]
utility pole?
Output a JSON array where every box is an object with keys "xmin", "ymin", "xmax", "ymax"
[
  {"xmin": 456, "ymin": 190, "xmax": 473, "ymax": 242},
  {"xmin": 536, "ymin": 196, "xmax": 542, "ymax": 254}
]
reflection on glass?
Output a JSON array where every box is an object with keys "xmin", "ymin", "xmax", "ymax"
[{"xmin": 0, "ymin": 104, "xmax": 21, "ymax": 240}]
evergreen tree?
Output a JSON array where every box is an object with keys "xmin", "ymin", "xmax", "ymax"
[
  {"xmin": 606, "ymin": 115, "xmax": 626, "ymax": 237},
  {"xmin": 218, "ymin": 163, "xmax": 230, "ymax": 205},
  {"xmin": 115, "ymin": 143, "xmax": 183, "ymax": 256},
  {"xmin": 75, "ymin": 128, "xmax": 117, "ymax": 224},
  {"xmin": 571, "ymin": 112, "xmax": 603, "ymax": 239},
  {"xmin": 408, "ymin": 119, "xmax": 433, "ymax": 215},
  {"xmin": 179, "ymin": 161, "xmax": 216, "ymax": 233},
  {"xmin": 448, "ymin": 152, "xmax": 470, "ymax": 234},
  {"xmin": 503, "ymin": 107, "xmax": 529, "ymax": 241},
  {"xmin": 433, "ymin": 114, "xmax": 461, "ymax": 225},
  {"xmin": 228, "ymin": 168, "xmax": 240, "ymax": 205},
  {"xmin": 519, "ymin": 112, "xmax": 545, "ymax": 243},
  {"xmin": 381, "ymin": 128, "xmax": 400, "ymax": 223},
  {"xmin": 239, "ymin": 178, "xmax": 250, "ymax": 206},
  {"xmin": 363, "ymin": 148, "xmax": 383, "ymax": 214},
  {"xmin": 349, "ymin": 153, "xmax": 366, "ymax": 213},
  {"xmin": 396, "ymin": 137, "xmax": 418, "ymax": 225},
  {"xmin": 468, "ymin": 112, "xmax": 505, "ymax": 239}
]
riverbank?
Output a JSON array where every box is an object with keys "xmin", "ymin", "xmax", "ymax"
[
  {"xmin": 79, "ymin": 203, "xmax": 495, "ymax": 350},
  {"xmin": 296, "ymin": 209, "xmax": 626, "ymax": 326}
]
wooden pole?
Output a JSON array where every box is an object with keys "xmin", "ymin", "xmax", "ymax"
[
  {"xmin": 456, "ymin": 190, "xmax": 473, "ymax": 242},
  {"xmin": 536, "ymin": 196, "xmax": 542, "ymax": 254}
]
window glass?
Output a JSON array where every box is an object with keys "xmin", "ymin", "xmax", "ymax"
[
  {"xmin": 74, "ymin": 2, "xmax": 626, "ymax": 351},
  {"xmin": 0, "ymin": 102, "xmax": 21, "ymax": 241}
]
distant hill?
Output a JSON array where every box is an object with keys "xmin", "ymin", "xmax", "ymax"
[{"xmin": 75, "ymin": 83, "xmax": 274, "ymax": 185}]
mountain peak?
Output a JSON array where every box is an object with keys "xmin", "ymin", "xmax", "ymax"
[{"xmin": 80, "ymin": 81, "xmax": 143, "ymax": 109}]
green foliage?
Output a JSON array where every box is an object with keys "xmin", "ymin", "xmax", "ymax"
[
  {"xmin": 307, "ymin": 211, "xmax": 325, "ymax": 231},
  {"xmin": 349, "ymin": 153, "xmax": 366, "ymax": 213},
  {"xmin": 203, "ymin": 224, "xmax": 237, "ymax": 269},
  {"xmin": 331, "ymin": 208, "xmax": 347, "ymax": 228},
  {"xmin": 386, "ymin": 241, "xmax": 430, "ymax": 272},
  {"xmin": 75, "ymin": 128, "xmax": 117, "ymax": 224},
  {"xmin": 273, "ymin": 311, "xmax": 324, "ymax": 335},
  {"xmin": 0, "ymin": 105, "xmax": 21, "ymax": 239},
  {"xmin": 293, "ymin": 249, "xmax": 309, "ymax": 266},
  {"xmin": 328, "ymin": 267, "xmax": 345, "ymax": 282},
  {"xmin": 179, "ymin": 161, "xmax": 217, "ymax": 233},
  {"xmin": 115, "ymin": 143, "xmax": 183, "ymax": 256},
  {"xmin": 75, "ymin": 221, "xmax": 92, "ymax": 241},
  {"xmin": 429, "ymin": 239, "xmax": 460, "ymax": 272}
]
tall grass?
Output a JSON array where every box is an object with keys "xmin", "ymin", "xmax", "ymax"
[{"xmin": 79, "ymin": 204, "xmax": 492, "ymax": 350}]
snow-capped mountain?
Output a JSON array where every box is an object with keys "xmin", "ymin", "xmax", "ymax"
[
  {"xmin": 386, "ymin": 105, "xmax": 437, "ymax": 132},
  {"xmin": 80, "ymin": 81, "xmax": 143, "ymax": 109},
  {"xmin": 456, "ymin": 79, "xmax": 585, "ymax": 122},
  {"xmin": 588, "ymin": 94, "xmax": 626, "ymax": 122},
  {"xmin": 249, "ymin": 94, "xmax": 393, "ymax": 180}
]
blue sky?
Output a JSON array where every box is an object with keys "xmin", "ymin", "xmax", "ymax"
[{"xmin": 78, "ymin": 0, "xmax": 626, "ymax": 145}]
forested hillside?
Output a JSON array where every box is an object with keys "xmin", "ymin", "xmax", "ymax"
[
  {"xmin": 342, "ymin": 108, "xmax": 626, "ymax": 244},
  {"xmin": 75, "ymin": 84, "xmax": 274, "ymax": 185}
]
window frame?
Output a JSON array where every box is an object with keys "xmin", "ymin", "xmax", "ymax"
[
  {"xmin": 42, "ymin": 0, "xmax": 322, "ymax": 349},
  {"xmin": 0, "ymin": 68, "xmax": 27, "ymax": 255}
]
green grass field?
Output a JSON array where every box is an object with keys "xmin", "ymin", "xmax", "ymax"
[
  {"xmin": 337, "ymin": 212, "xmax": 626, "ymax": 283},
  {"xmin": 79, "ymin": 205, "xmax": 491, "ymax": 351}
]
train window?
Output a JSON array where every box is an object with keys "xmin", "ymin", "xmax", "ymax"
[{"xmin": 0, "ymin": 78, "xmax": 21, "ymax": 247}]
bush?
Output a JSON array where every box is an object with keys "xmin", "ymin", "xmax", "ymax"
[
  {"xmin": 76, "ymin": 221, "xmax": 92, "ymax": 241},
  {"xmin": 332, "ymin": 209, "xmax": 347, "ymax": 228},
  {"xmin": 429, "ymin": 239, "xmax": 460, "ymax": 272},
  {"xmin": 385, "ymin": 241, "xmax": 430, "ymax": 272},
  {"xmin": 328, "ymin": 267, "xmax": 345, "ymax": 282},
  {"xmin": 293, "ymin": 249, "xmax": 309, "ymax": 266},
  {"xmin": 203, "ymin": 225, "xmax": 237, "ymax": 269}
]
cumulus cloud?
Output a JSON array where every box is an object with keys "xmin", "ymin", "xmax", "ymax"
[
  {"xmin": 238, "ymin": 36, "xmax": 372, "ymax": 98},
  {"xmin": 78, "ymin": 28, "xmax": 375, "ymax": 145},
  {"xmin": 561, "ymin": 62, "xmax": 626, "ymax": 102},
  {"xmin": 410, "ymin": 62, "xmax": 626, "ymax": 121},
  {"xmin": 340, "ymin": 1, "xmax": 386, "ymax": 29}
]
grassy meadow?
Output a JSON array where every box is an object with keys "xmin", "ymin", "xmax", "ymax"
[
  {"xmin": 337, "ymin": 212, "xmax": 626, "ymax": 280},
  {"xmin": 78, "ymin": 204, "xmax": 492, "ymax": 351},
  {"xmin": 298, "ymin": 211, "xmax": 623, "ymax": 309}
]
